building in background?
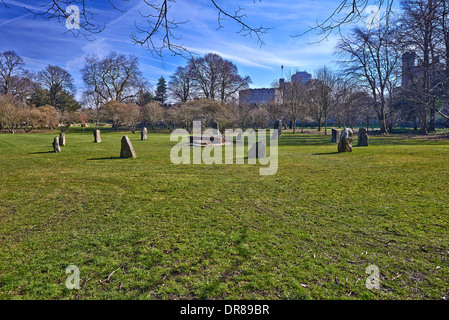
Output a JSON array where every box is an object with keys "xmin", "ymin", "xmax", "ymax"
[
  {"xmin": 291, "ymin": 71, "xmax": 312, "ymax": 84},
  {"xmin": 239, "ymin": 70, "xmax": 312, "ymax": 106}
]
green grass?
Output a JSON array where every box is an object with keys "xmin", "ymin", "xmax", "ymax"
[{"xmin": 0, "ymin": 128, "xmax": 448, "ymax": 300}]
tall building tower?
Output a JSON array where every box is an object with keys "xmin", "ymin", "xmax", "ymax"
[
  {"xmin": 291, "ymin": 71, "xmax": 311, "ymax": 84},
  {"xmin": 402, "ymin": 52, "xmax": 416, "ymax": 87}
]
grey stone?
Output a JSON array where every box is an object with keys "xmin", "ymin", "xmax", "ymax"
[
  {"xmin": 53, "ymin": 136, "xmax": 61, "ymax": 153},
  {"xmin": 331, "ymin": 128, "xmax": 339, "ymax": 143},
  {"xmin": 93, "ymin": 129, "xmax": 101, "ymax": 143},
  {"xmin": 272, "ymin": 119, "xmax": 282, "ymax": 139},
  {"xmin": 338, "ymin": 128, "xmax": 353, "ymax": 152},
  {"xmin": 59, "ymin": 132, "xmax": 65, "ymax": 146},
  {"xmin": 357, "ymin": 127, "xmax": 369, "ymax": 146},
  {"xmin": 211, "ymin": 135, "xmax": 225, "ymax": 144},
  {"xmin": 141, "ymin": 127, "xmax": 148, "ymax": 140},
  {"xmin": 212, "ymin": 121, "xmax": 220, "ymax": 135},
  {"xmin": 120, "ymin": 135, "xmax": 136, "ymax": 158},
  {"xmin": 248, "ymin": 140, "xmax": 266, "ymax": 159},
  {"xmin": 236, "ymin": 131, "xmax": 243, "ymax": 140}
]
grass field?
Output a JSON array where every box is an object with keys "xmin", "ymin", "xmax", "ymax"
[{"xmin": 0, "ymin": 128, "xmax": 448, "ymax": 300}]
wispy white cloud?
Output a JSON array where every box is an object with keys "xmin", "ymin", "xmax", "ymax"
[
  {"xmin": 3, "ymin": 0, "xmax": 43, "ymax": 12},
  {"xmin": 0, "ymin": 12, "xmax": 30, "ymax": 27}
]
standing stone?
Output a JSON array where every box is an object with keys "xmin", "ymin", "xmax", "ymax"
[
  {"xmin": 331, "ymin": 128, "xmax": 339, "ymax": 143},
  {"xmin": 93, "ymin": 129, "xmax": 101, "ymax": 143},
  {"xmin": 248, "ymin": 140, "xmax": 266, "ymax": 159},
  {"xmin": 338, "ymin": 128, "xmax": 353, "ymax": 153},
  {"xmin": 272, "ymin": 119, "xmax": 282, "ymax": 139},
  {"xmin": 357, "ymin": 127, "xmax": 369, "ymax": 146},
  {"xmin": 59, "ymin": 132, "xmax": 66, "ymax": 146},
  {"xmin": 53, "ymin": 136, "xmax": 61, "ymax": 153},
  {"xmin": 141, "ymin": 127, "xmax": 148, "ymax": 140},
  {"xmin": 120, "ymin": 135, "xmax": 136, "ymax": 158},
  {"xmin": 212, "ymin": 121, "xmax": 220, "ymax": 135},
  {"xmin": 236, "ymin": 131, "xmax": 243, "ymax": 141}
]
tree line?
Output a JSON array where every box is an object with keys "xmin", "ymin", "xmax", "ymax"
[
  {"xmin": 0, "ymin": 50, "xmax": 252, "ymax": 133},
  {"xmin": 2, "ymin": 0, "xmax": 449, "ymax": 135}
]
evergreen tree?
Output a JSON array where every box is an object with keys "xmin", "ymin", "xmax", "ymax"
[{"xmin": 155, "ymin": 76, "xmax": 167, "ymax": 104}]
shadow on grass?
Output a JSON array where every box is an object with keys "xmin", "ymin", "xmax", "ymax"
[
  {"xmin": 313, "ymin": 152, "xmax": 340, "ymax": 155},
  {"xmin": 29, "ymin": 151, "xmax": 54, "ymax": 154},
  {"xmin": 87, "ymin": 157, "xmax": 122, "ymax": 160}
]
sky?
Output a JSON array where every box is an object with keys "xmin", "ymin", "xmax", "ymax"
[{"xmin": 0, "ymin": 0, "xmax": 391, "ymax": 100}]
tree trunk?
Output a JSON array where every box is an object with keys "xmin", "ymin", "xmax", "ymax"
[
  {"xmin": 420, "ymin": 112, "xmax": 428, "ymax": 135},
  {"xmin": 429, "ymin": 107, "xmax": 436, "ymax": 132}
]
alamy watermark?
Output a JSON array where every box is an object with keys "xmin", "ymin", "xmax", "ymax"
[
  {"xmin": 365, "ymin": 5, "xmax": 381, "ymax": 30},
  {"xmin": 365, "ymin": 265, "xmax": 380, "ymax": 290},
  {"xmin": 65, "ymin": 265, "xmax": 80, "ymax": 289},
  {"xmin": 65, "ymin": 5, "xmax": 80, "ymax": 30},
  {"xmin": 170, "ymin": 121, "xmax": 278, "ymax": 175}
]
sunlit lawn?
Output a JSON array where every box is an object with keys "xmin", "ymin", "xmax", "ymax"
[{"xmin": 0, "ymin": 127, "xmax": 448, "ymax": 299}]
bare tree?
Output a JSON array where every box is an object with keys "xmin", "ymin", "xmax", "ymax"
[
  {"xmin": 308, "ymin": 66, "xmax": 337, "ymax": 134},
  {"xmin": 99, "ymin": 100, "xmax": 127, "ymax": 130},
  {"xmin": 0, "ymin": 51, "xmax": 25, "ymax": 95},
  {"xmin": 297, "ymin": 0, "xmax": 395, "ymax": 42},
  {"xmin": 187, "ymin": 53, "xmax": 251, "ymax": 103},
  {"xmin": 332, "ymin": 77, "xmax": 370, "ymax": 128},
  {"xmin": 250, "ymin": 106, "xmax": 270, "ymax": 129},
  {"xmin": 5, "ymin": 1, "xmax": 400, "ymax": 58},
  {"xmin": 10, "ymin": 1, "xmax": 268, "ymax": 57},
  {"xmin": 81, "ymin": 52, "xmax": 146, "ymax": 104},
  {"xmin": 38, "ymin": 65, "xmax": 75, "ymax": 108},
  {"xmin": 131, "ymin": 0, "xmax": 270, "ymax": 57},
  {"xmin": 0, "ymin": 94, "xmax": 24, "ymax": 132},
  {"xmin": 281, "ymin": 79, "xmax": 309, "ymax": 134},
  {"xmin": 336, "ymin": 24, "xmax": 401, "ymax": 134},
  {"xmin": 233, "ymin": 102, "xmax": 256, "ymax": 130},
  {"xmin": 398, "ymin": 0, "xmax": 444, "ymax": 134},
  {"xmin": 168, "ymin": 66, "xmax": 192, "ymax": 103},
  {"xmin": 123, "ymin": 103, "xmax": 142, "ymax": 134},
  {"xmin": 216, "ymin": 59, "xmax": 251, "ymax": 103},
  {"xmin": 142, "ymin": 101, "xmax": 165, "ymax": 130},
  {"xmin": 436, "ymin": 0, "xmax": 449, "ymax": 120}
]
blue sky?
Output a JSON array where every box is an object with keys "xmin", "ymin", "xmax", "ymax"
[{"xmin": 0, "ymin": 0, "xmax": 388, "ymax": 99}]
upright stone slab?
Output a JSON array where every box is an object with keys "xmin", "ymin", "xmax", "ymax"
[
  {"xmin": 212, "ymin": 121, "xmax": 220, "ymax": 135},
  {"xmin": 93, "ymin": 129, "xmax": 101, "ymax": 143},
  {"xmin": 53, "ymin": 136, "xmax": 61, "ymax": 153},
  {"xmin": 248, "ymin": 140, "xmax": 266, "ymax": 159},
  {"xmin": 141, "ymin": 127, "xmax": 148, "ymax": 140},
  {"xmin": 331, "ymin": 128, "xmax": 339, "ymax": 143},
  {"xmin": 338, "ymin": 128, "xmax": 353, "ymax": 153},
  {"xmin": 120, "ymin": 135, "xmax": 136, "ymax": 158},
  {"xmin": 59, "ymin": 132, "xmax": 66, "ymax": 146},
  {"xmin": 236, "ymin": 131, "xmax": 243, "ymax": 141},
  {"xmin": 357, "ymin": 127, "xmax": 369, "ymax": 146},
  {"xmin": 272, "ymin": 119, "xmax": 282, "ymax": 139}
]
